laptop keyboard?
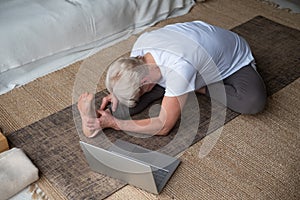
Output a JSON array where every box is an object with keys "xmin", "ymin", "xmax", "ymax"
[{"xmin": 152, "ymin": 167, "xmax": 169, "ymax": 187}]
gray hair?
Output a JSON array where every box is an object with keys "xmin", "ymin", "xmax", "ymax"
[{"xmin": 105, "ymin": 57, "xmax": 149, "ymax": 107}]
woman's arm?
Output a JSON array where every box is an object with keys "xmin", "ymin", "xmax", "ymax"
[{"xmin": 97, "ymin": 94, "xmax": 188, "ymax": 136}]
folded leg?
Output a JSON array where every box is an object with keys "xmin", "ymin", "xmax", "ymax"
[{"xmin": 206, "ymin": 65, "xmax": 267, "ymax": 114}]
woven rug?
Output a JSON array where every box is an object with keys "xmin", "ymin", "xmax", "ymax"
[{"xmin": 7, "ymin": 16, "xmax": 300, "ymax": 200}]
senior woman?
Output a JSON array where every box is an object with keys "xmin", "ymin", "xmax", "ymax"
[{"xmin": 77, "ymin": 20, "xmax": 267, "ymax": 138}]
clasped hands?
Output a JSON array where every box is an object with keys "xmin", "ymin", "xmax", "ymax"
[{"xmin": 84, "ymin": 93, "xmax": 119, "ymax": 132}]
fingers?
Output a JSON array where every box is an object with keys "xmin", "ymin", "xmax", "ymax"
[
  {"xmin": 100, "ymin": 93, "xmax": 119, "ymax": 112},
  {"xmin": 100, "ymin": 94, "xmax": 111, "ymax": 110},
  {"xmin": 100, "ymin": 98, "xmax": 108, "ymax": 110},
  {"xmin": 97, "ymin": 109, "xmax": 108, "ymax": 116},
  {"xmin": 97, "ymin": 110, "xmax": 114, "ymax": 130}
]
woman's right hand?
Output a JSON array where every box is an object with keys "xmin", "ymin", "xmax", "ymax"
[{"xmin": 100, "ymin": 93, "xmax": 118, "ymax": 112}]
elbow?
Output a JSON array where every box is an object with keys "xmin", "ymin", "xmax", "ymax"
[
  {"xmin": 156, "ymin": 124, "xmax": 173, "ymax": 136},
  {"xmin": 154, "ymin": 116, "xmax": 177, "ymax": 136}
]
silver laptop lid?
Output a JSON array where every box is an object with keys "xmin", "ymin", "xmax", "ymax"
[
  {"xmin": 109, "ymin": 139, "xmax": 180, "ymax": 170},
  {"xmin": 80, "ymin": 141, "xmax": 159, "ymax": 194}
]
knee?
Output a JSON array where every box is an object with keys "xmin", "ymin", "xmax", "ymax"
[
  {"xmin": 248, "ymin": 97, "xmax": 267, "ymax": 114},
  {"xmin": 239, "ymin": 89, "xmax": 267, "ymax": 114}
]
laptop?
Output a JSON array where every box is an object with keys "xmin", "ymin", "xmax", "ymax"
[{"xmin": 80, "ymin": 139, "xmax": 180, "ymax": 194}]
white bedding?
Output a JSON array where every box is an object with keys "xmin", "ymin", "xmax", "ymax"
[{"xmin": 0, "ymin": 0, "xmax": 195, "ymax": 95}]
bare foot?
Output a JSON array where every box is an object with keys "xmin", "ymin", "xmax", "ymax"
[{"xmin": 77, "ymin": 93, "xmax": 100, "ymax": 138}]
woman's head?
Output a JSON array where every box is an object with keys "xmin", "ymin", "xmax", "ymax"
[{"xmin": 106, "ymin": 57, "xmax": 149, "ymax": 107}]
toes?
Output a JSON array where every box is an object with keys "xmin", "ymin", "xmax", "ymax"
[
  {"xmin": 86, "ymin": 93, "xmax": 95, "ymax": 101},
  {"xmin": 79, "ymin": 92, "xmax": 94, "ymax": 103},
  {"xmin": 79, "ymin": 92, "xmax": 87, "ymax": 101}
]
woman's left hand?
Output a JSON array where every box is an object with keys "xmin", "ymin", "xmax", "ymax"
[{"xmin": 96, "ymin": 109, "xmax": 118, "ymax": 130}]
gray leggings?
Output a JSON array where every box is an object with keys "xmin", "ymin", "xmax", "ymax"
[
  {"xmin": 111, "ymin": 65, "xmax": 267, "ymax": 119},
  {"xmin": 206, "ymin": 65, "xmax": 267, "ymax": 114}
]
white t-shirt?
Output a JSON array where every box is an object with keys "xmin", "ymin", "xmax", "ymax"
[{"xmin": 131, "ymin": 21, "xmax": 254, "ymax": 97}]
